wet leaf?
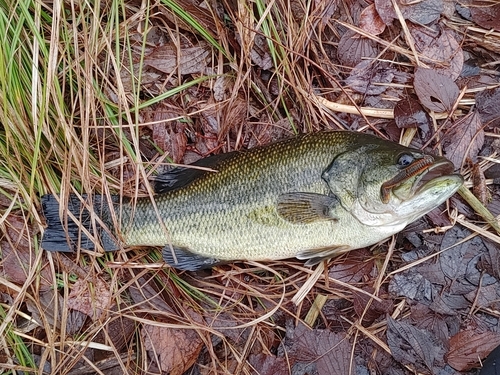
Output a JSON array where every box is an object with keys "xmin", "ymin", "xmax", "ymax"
[
  {"xmin": 470, "ymin": 1, "xmax": 500, "ymax": 31},
  {"xmin": 476, "ymin": 87, "xmax": 500, "ymax": 127},
  {"xmin": 248, "ymin": 354, "xmax": 289, "ymax": 375},
  {"xmin": 374, "ymin": 0, "xmax": 443, "ymax": 26},
  {"xmin": 389, "ymin": 271, "xmax": 434, "ymax": 302},
  {"xmin": 401, "ymin": 0, "xmax": 443, "ymax": 25},
  {"xmin": 337, "ymin": 30, "xmax": 378, "ymax": 68},
  {"xmin": 0, "ymin": 215, "xmax": 52, "ymax": 289},
  {"xmin": 328, "ymin": 249, "xmax": 374, "ymax": 283},
  {"xmin": 387, "ymin": 317, "xmax": 445, "ymax": 374},
  {"xmin": 346, "ymin": 61, "xmax": 395, "ymax": 95},
  {"xmin": 440, "ymin": 226, "xmax": 469, "ymax": 280},
  {"xmin": 410, "ymin": 25, "xmax": 464, "ymax": 80},
  {"xmin": 444, "ymin": 111, "xmax": 484, "ymax": 168},
  {"xmin": 144, "ymin": 44, "xmax": 210, "ymax": 75},
  {"xmin": 394, "ymin": 94, "xmax": 431, "ymax": 132},
  {"xmin": 414, "ymin": 68, "xmax": 459, "ymax": 113},
  {"xmin": 359, "ymin": 4, "xmax": 386, "ymax": 36},
  {"xmin": 286, "ymin": 321, "xmax": 351, "ymax": 375},
  {"xmin": 67, "ymin": 276, "xmax": 112, "ymax": 320},
  {"xmin": 447, "ymin": 331, "xmax": 500, "ymax": 371},
  {"xmin": 251, "ymin": 34, "xmax": 274, "ymax": 70},
  {"xmin": 353, "ymin": 286, "xmax": 394, "ymax": 324},
  {"xmin": 143, "ymin": 324, "xmax": 203, "ymax": 375}
]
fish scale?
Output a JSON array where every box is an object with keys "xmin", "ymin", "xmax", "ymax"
[{"xmin": 41, "ymin": 131, "xmax": 463, "ymax": 270}]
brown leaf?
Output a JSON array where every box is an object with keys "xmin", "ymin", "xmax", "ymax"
[
  {"xmin": 0, "ymin": 214, "xmax": 52, "ymax": 290},
  {"xmin": 353, "ymin": 286, "xmax": 394, "ymax": 324},
  {"xmin": 414, "ymin": 67, "xmax": 459, "ymax": 113},
  {"xmin": 476, "ymin": 87, "xmax": 500, "ymax": 127},
  {"xmin": 337, "ymin": 30, "xmax": 378, "ymax": 68},
  {"xmin": 447, "ymin": 331, "xmax": 500, "ymax": 371},
  {"xmin": 394, "ymin": 94, "xmax": 431, "ymax": 131},
  {"xmin": 374, "ymin": 0, "xmax": 442, "ymax": 26},
  {"xmin": 144, "ymin": 43, "xmax": 210, "ymax": 75},
  {"xmin": 410, "ymin": 25, "xmax": 464, "ymax": 80},
  {"xmin": 346, "ymin": 61, "xmax": 395, "ymax": 95},
  {"xmin": 444, "ymin": 111, "xmax": 484, "ymax": 168},
  {"xmin": 143, "ymin": 324, "xmax": 203, "ymax": 375},
  {"xmin": 374, "ymin": 0, "xmax": 396, "ymax": 26},
  {"xmin": 400, "ymin": 0, "xmax": 443, "ymax": 25},
  {"xmin": 470, "ymin": 1, "xmax": 500, "ymax": 31},
  {"xmin": 67, "ymin": 276, "xmax": 112, "ymax": 320},
  {"xmin": 328, "ymin": 249, "xmax": 374, "ymax": 283},
  {"xmin": 359, "ymin": 4, "xmax": 386, "ymax": 36},
  {"xmin": 286, "ymin": 321, "xmax": 351, "ymax": 375},
  {"xmin": 387, "ymin": 317, "xmax": 445, "ymax": 373},
  {"xmin": 250, "ymin": 34, "xmax": 274, "ymax": 70},
  {"xmin": 248, "ymin": 354, "xmax": 289, "ymax": 375}
]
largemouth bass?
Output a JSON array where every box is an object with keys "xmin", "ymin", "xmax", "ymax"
[{"xmin": 41, "ymin": 131, "xmax": 463, "ymax": 270}]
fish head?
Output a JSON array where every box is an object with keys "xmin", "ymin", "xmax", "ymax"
[{"xmin": 323, "ymin": 142, "xmax": 463, "ymax": 227}]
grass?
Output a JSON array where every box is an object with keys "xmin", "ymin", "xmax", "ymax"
[{"xmin": 0, "ymin": 0, "xmax": 499, "ymax": 373}]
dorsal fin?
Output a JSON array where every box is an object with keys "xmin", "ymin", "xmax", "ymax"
[{"xmin": 154, "ymin": 152, "xmax": 237, "ymax": 194}]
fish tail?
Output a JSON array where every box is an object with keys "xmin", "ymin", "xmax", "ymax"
[{"xmin": 41, "ymin": 194, "xmax": 120, "ymax": 252}]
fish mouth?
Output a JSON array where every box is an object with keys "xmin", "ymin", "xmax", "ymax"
[
  {"xmin": 383, "ymin": 155, "xmax": 458, "ymax": 203},
  {"xmin": 412, "ymin": 157, "xmax": 456, "ymax": 195}
]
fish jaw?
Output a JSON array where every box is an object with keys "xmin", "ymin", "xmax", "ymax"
[{"xmin": 351, "ymin": 157, "xmax": 463, "ymax": 227}]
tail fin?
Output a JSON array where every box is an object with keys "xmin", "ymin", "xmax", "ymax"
[{"xmin": 41, "ymin": 194, "xmax": 121, "ymax": 252}]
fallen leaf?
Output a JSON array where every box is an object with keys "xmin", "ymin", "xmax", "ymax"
[
  {"xmin": 143, "ymin": 324, "xmax": 203, "ymax": 375},
  {"xmin": 414, "ymin": 67, "xmax": 459, "ymax": 113},
  {"xmin": 346, "ymin": 60, "xmax": 395, "ymax": 95},
  {"xmin": 470, "ymin": 1, "xmax": 500, "ymax": 31},
  {"xmin": 359, "ymin": 4, "xmax": 386, "ymax": 36},
  {"xmin": 250, "ymin": 34, "xmax": 274, "ymax": 70},
  {"xmin": 387, "ymin": 317, "xmax": 446, "ymax": 374},
  {"xmin": 67, "ymin": 276, "xmax": 112, "ymax": 320},
  {"xmin": 444, "ymin": 111, "xmax": 484, "ymax": 168},
  {"xmin": 374, "ymin": 0, "xmax": 443, "ymax": 26},
  {"xmin": 248, "ymin": 354, "xmax": 289, "ymax": 375},
  {"xmin": 394, "ymin": 94, "xmax": 431, "ymax": 134},
  {"xmin": 328, "ymin": 249, "xmax": 374, "ymax": 283},
  {"xmin": 447, "ymin": 331, "xmax": 500, "ymax": 371},
  {"xmin": 410, "ymin": 25, "xmax": 464, "ymax": 80},
  {"xmin": 439, "ymin": 226, "xmax": 469, "ymax": 280},
  {"xmin": 0, "ymin": 214, "xmax": 52, "ymax": 290},
  {"xmin": 401, "ymin": 0, "xmax": 443, "ymax": 25},
  {"xmin": 286, "ymin": 321, "xmax": 351, "ymax": 375},
  {"xmin": 144, "ymin": 43, "xmax": 210, "ymax": 75},
  {"xmin": 337, "ymin": 30, "xmax": 378, "ymax": 68},
  {"xmin": 389, "ymin": 271, "xmax": 434, "ymax": 302},
  {"xmin": 475, "ymin": 87, "xmax": 500, "ymax": 127},
  {"xmin": 353, "ymin": 286, "xmax": 394, "ymax": 324}
]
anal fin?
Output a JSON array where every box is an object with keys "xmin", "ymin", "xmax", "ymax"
[
  {"xmin": 162, "ymin": 245, "xmax": 223, "ymax": 271},
  {"xmin": 297, "ymin": 245, "xmax": 353, "ymax": 266}
]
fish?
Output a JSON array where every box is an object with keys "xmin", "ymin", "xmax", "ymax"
[{"xmin": 41, "ymin": 131, "xmax": 464, "ymax": 271}]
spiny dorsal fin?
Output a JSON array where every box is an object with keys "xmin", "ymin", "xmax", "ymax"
[{"xmin": 154, "ymin": 152, "xmax": 236, "ymax": 194}]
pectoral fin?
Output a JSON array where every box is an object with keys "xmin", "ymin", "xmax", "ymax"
[
  {"xmin": 162, "ymin": 245, "xmax": 224, "ymax": 271},
  {"xmin": 297, "ymin": 245, "xmax": 353, "ymax": 266},
  {"xmin": 277, "ymin": 192, "xmax": 339, "ymax": 224}
]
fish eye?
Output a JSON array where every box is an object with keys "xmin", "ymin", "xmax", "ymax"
[{"xmin": 397, "ymin": 153, "xmax": 414, "ymax": 168}]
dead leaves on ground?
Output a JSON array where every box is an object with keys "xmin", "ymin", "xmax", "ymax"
[{"xmin": 3, "ymin": 0, "xmax": 500, "ymax": 373}]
